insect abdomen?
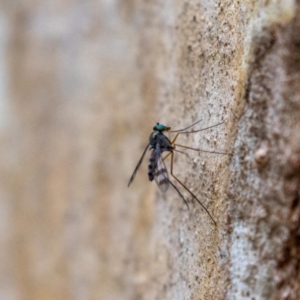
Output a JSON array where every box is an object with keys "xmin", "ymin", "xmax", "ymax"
[{"xmin": 148, "ymin": 152, "xmax": 156, "ymax": 181}]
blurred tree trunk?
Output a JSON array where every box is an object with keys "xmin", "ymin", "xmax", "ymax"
[{"xmin": 1, "ymin": 1, "xmax": 300, "ymax": 300}]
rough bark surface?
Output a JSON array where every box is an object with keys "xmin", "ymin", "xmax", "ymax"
[{"xmin": 0, "ymin": 1, "xmax": 300, "ymax": 300}]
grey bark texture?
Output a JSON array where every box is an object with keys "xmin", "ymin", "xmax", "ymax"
[{"xmin": 1, "ymin": 1, "xmax": 300, "ymax": 300}]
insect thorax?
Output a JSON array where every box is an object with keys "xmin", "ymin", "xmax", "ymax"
[{"xmin": 149, "ymin": 131, "xmax": 173, "ymax": 152}]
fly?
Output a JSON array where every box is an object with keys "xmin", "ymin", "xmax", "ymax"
[{"xmin": 128, "ymin": 119, "xmax": 227, "ymax": 225}]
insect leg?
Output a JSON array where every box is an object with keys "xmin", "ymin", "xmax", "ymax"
[
  {"xmin": 169, "ymin": 152, "xmax": 216, "ymax": 225},
  {"xmin": 169, "ymin": 119, "xmax": 202, "ymax": 132},
  {"xmin": 170, "ymin": 121, "xmax": 224, "ymax": 133},
  {"xmin": 162, "ymin": 152, "xmax": 171, "ymax": 161},
  {"xmin": 168, "ymin": 179, "xmax": 189, "ymax": 209},
  {"xmin": 174, "ymin": 144, "xmax": 230, "ymax": 155},
  {"xmin": 170, "ymin": 132, "xmax": 180, "ymax": 145}
]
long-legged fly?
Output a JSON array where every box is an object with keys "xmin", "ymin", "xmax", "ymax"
[{"xmin": 128, "ymin": 119, "xmax": 227, "ymax": 225}]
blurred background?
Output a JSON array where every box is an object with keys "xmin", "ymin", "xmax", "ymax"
[{"xmin": 0, "ymin": 2, "xmax": 159, "ymax": 299}]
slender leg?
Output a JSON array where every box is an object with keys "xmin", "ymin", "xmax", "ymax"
[
  {"xmin": 170, "ymin": 119, "xmax": 202, "ymax": 132},
  {"xmin": 168, "ymin": 179, "xmax": 190, "ymax": 209},
  {"xmin": 175, "ymin": 144, "xmax": 229, "ymax": 155},
  {"xmin": 170, "ymin": 132, "xmax": 180, "ymax": 145},
  {"xmin": 162, "ymin": 151, "xmax": 171, "ymax": 161},
  {"xmin": 170, "ymin": 121, "xmax": 224, "ymax": 134},
  {"xmin": 169, "ymin": 152, "xmax": 216, "ymax": 226},
  {"xmin": 170, "ymin": 124, "xmax": 229, "ymax": 156},
  {"xmin": 170, "ymin": 121, "xmax": 225, "ymax": 145}
]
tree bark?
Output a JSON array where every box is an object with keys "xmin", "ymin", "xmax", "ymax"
[{"xmin": 1, "ymin": 1, "xmax": 300, "ymax": 299}]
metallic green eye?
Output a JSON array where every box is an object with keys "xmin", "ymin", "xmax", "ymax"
[{"xmin": 153, "ymin": 123, "xmax": 167, "ymax": 131}]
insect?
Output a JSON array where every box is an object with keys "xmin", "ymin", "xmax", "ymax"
[{"xmin": 128, "ymin": 119, "xmax": 226, "ymax": 225}]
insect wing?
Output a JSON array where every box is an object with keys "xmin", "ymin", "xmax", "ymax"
[
  {"xmin": 128, "ymin": 143, "xmax": 149, "ymax": 187},
  {"xmin": 154, "ymin": 155, "xmax": 169, "ymax": 193}
]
